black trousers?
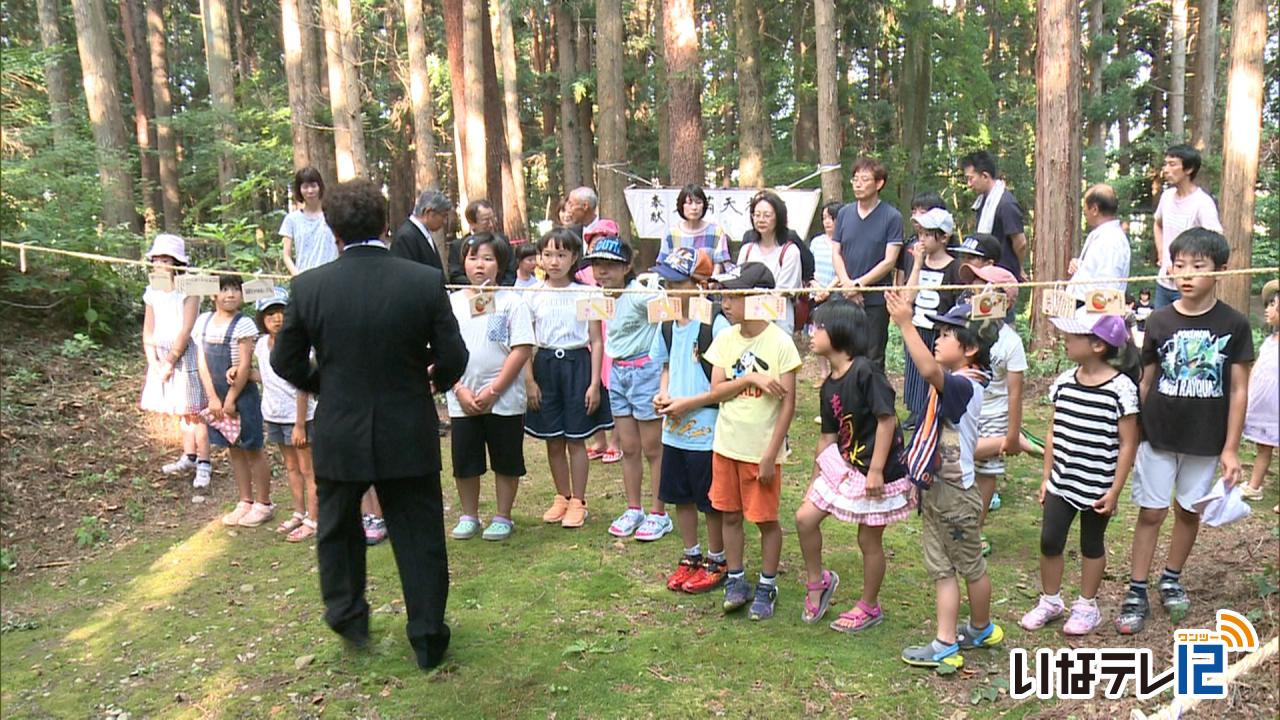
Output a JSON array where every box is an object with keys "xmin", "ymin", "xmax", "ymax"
[
  {"xmin": 864, "ymin": 302, "xmax": 891, "ymax": 374},
  {"xmin": 316, "ymin": 473, "xmax": 450, "ymax": 669}
]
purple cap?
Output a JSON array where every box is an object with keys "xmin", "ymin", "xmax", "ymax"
[{"xmin": 1050, "ymin": 309, "xmax": 1129, "ymax": 348}]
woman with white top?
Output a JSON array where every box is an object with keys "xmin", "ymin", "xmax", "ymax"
[{"xmin": 736, "ymin": 191, "xmax": 803, "ymax": 335}]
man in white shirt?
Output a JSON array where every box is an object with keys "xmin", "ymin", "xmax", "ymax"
[
  {"xmin": 1069, "ymin": 184, "xmax": 1131, "ymax": 301},
  {"xmin": 1152, "ymin": 144, "xmax": 1222, "ymax": 308}
]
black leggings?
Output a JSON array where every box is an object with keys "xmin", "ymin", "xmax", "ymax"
[{"xmin": 1041, "ymin": 491, "xmax": 1110, "ymax": 560}]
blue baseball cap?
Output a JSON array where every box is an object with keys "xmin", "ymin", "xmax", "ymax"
[
  {"xmin": 255, "ymin": 286, "xmax": 289, "ymax": 313},
  {"xmin": 582, "ymin": 236, "xmax": 632, "ymax": 264},
  {"xmin": 927, "ymin": 303, "xmax": 973, "ymax": 329},
  {"xmin": 653, "ymin": 247, "xmax": 714, "ymax": 282}
]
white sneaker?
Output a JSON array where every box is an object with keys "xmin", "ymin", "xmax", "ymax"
[
  {"xmin": 237, "ymin": 502, "xmax": 276, "ymax": 528},
  {"xmin": 163, "ymin": 455, "xmax": 196, "ymax": 475},
  {"xmin": 222, "ymin": 501, "xmax": 253, "ymax": 526},
  {"xmin": 193, "ymin": 462, "xmax": 212, "ymax": 489},
  {"xmin": 634, "ymin": 513, "xmax": 673, "ymax": 542},
  {"xmin": 608, "ymin": 508, "xmax": 645, "ymax": 538}
]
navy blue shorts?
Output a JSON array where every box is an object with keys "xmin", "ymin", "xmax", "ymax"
[
  {"xmin": 524, "ymin": 347, "xmax": 614, "ymax": 440},
  {"xmin": 452, "ymin": 413, "xmax": 527, "ymax": 478},
  {"xmin": 659, "ymin": 444, "xmax": 715, "ymax": 513}
]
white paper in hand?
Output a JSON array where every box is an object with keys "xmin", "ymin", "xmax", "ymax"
[{"xmin": 1193, "ymin": 479, "xmax": 1252, "ymax": 528}]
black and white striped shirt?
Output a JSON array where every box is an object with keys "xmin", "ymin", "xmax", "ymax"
[{"xmin": 1048, "ymin": 368, "xmax": 1140, "ymax": 510}]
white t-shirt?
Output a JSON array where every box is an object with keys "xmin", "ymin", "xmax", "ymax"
[
  {"xmin": 1153, "ymin": 187, "xmax": 1222, "ymax": 290},
  {"xmin": 527, "ymin": 282, "xmax": 601, "ymax": 350},
  {"xmin": 737, "ymin": 241, "xmax": 802, "ymax": 334},
  {"xmin": 143, "ymin": 286, "xmax": 192, "ymax": 343},
  {"xmin": 279, "ymin": 209, "xmax": 339, "ymax": 272},
  {"xmin": 980, "ymin": 323, "xmax": 1029, "ymax": 421},
  {"xmin": 193, "ymin": 312, "xmax": 258, "ymax": 368},
  {"xmin": 1070, "ymin": 219, "xmax": 1131, "ymax": 300},
  {"xmin": 447, "ymin": 289, "xmax": 536, "ymax": 417},
  {"xmin": 255, "ymin": 336, "xmax": 317, "ymax": 423},
  {"xmin": 935, "ymin": 373, "xmax": 986, "ymax": 489}
]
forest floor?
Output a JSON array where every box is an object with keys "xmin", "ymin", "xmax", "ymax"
[{"xmin": 1, "ymin": 316, "xmax": 1278, "ymax": 719}]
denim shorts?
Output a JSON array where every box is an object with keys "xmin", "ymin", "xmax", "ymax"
[
  {"xmin": 266, "ymin": 420, "xmax": 314, "ymax": 446},
  {"xmin": 607, "ymin": 357, "xmax": 662, "ymax": 421}
]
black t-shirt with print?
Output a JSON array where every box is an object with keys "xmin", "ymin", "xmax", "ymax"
[
  {"xmin": 820, "ymin": 356, "xmax": 908, "ymax": 479},
  {"xmin": 1140, "ymin": 301, "xmax": 1254, "ymax": 456}
]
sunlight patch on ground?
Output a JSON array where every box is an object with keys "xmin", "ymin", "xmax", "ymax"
[{"xmin": 63, "ymin": 517, "xmax": 232, "ymax": 649}]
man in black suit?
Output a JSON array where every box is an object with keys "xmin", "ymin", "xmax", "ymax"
[
  {"xmin": 391, "ymin": 189, "xmax": 466, "ymax": 284},
  {"xmin": 272, "ymin": 179, "xmax": 468, "ymax": 670}
]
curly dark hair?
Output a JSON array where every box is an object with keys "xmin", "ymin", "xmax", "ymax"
[{"xmin": 323, "ymin": 179, "xmax": 387, "ymax": 244}]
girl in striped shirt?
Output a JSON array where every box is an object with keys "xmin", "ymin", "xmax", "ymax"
[{"xmin": 1021, "ymin": 311, "xmax": 1140, "ymax": 636}]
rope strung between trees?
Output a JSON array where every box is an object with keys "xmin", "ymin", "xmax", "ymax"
[{"xmin": 3, "ymin": 240, "xmax": 1276, "ymax": 296}]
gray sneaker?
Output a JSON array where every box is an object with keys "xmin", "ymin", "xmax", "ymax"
[
  {"xmin": 722, "ymin": 576, "xmax": 752, "ymax": 613},
  {"xmin": 1158, "ymin": 578, "xmax": 1191, "ymax": 623},
  {"xmin": 748, "ymin": 583, "xmax": 777, "ymax": 621},
  {"xmin": 1114, "ymin": 590, "xmax": 1150, "ymax": 635}
]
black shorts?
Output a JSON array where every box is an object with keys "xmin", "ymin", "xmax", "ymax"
[
  {"xmin": 658, "ymin": 445, "xmax": 715, "ymax": 513},
  {"xmin": 523, "ymin": 347, "xmax": 614, "ymax": 440},
  {"xmin": 451, "ymin": 413, "xmax": 527, "ymax": 479}
]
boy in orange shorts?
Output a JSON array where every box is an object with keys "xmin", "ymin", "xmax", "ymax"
[{"xmin": 703, "ymin": 263, "xmax": 802, "ymax": 620}]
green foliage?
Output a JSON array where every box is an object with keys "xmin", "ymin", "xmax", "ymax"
[
  {"xmin": 73, "ymin": 517, "xmax": 110, "ymax": 549},
  {"xmin": 0, "ymin": 547, "xmax": 15, "ymax": 573},
  {"xmin": 58, "ymin": 332, "xmax": 101, "ymax": 359}
]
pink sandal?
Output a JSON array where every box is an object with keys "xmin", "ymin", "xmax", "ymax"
[
  {"xmin": 286, "ymin": 517, "xmax": 316, "ymax": 543},
  {"xmin": 802, "ymin": 569, "xmax": 839, "ymax": 624},
  {"xmin": 830, "ymin": 600, "xmax": 883, "ymax": 634},
  {"xmin": 599, "ymin": 448, "xmax": 623, "ymax": 464},
  {"xmin": 276, "ymin": 512, "xmax": 305, "ymax": 534}
]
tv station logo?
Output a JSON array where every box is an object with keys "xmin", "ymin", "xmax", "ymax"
[{"xmin": 1008, "ymin": 609, "xmax": 1261, "ymax": 701}]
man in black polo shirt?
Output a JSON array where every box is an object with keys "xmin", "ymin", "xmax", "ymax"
[
  {"xmin": 832, "ymin": 157, "xmax": 903, "ymax": 371},
  {"xmin": 961, "ymin": 151, "xmax": 1028, "ymax": 321}
]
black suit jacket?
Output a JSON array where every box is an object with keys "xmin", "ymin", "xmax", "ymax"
[
  {"xmin": 391, "ymin": 218, "xmax": 446, "ymax": 270},
  {"xmin": 271, "ymin": 245, "xmax": 468, "ymax": 483}
]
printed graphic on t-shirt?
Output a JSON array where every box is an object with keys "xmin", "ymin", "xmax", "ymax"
[
  {"xmin": 730, "ymin": 350, "xmax": 770, "ymax": 398},
  {"xmin": 936, "ymin": 425, "xmax": 962, "ymax": 482},
  {"xmin": 665, "ymin": 415, "xmax": 712, "ymax": 442},
  {"xmin": 829, "ymin": 392, "xmax": 868, "ymax": 467},
  {"xmin": 1158, "ymin": 329, "xmax": 1233, "ymax": 399}
]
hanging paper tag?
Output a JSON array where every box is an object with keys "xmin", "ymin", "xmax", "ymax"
[
  {"xmin": 149, "ymin": 271, "xmax": 174, "ymax": 292},
  {"xmin": 1083, "ymin": 288, "xmax": 1125, "ymax": 315},
  {"xmin": 687, "ymin": 296, "xmax": 714, "ymax": 325},
  {"xmin": 647, "ymin": 296, "xmax": 684, "ymax": 323},
  {"xmin": 745, "ymin": 294, "xmax": 786, "ymax": 321},
  {"xmin": 576, "ymin": 297, "xmax": 616, "ymax": 321},
  {"xmin": 969, "ymin": 291, "xmax": 1008, "ymax": 321},
  {"xmin": 176, "ymin": 274, "xmax": 221, "ymax": 296},
  {"xmin": 18, "ymin": 244, "xmax": 27, "ymax": 273},
  {"xmin": 1040, "ymin": 288, "xmax": 1077, "ymax": 319},
  {"xmin": 470, "ymin": 290, "xmax": 496, "ymax": 316},
  {"xmin": 242, "ymin": 279, "xmax": 275, "ymax": 302}
]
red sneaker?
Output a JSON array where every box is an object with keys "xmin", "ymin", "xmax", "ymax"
[
  {"xmin": 666, "ymin": 556, "xmax": 702, "ymax": 591},
  {"xmin": 682, "ymin": 560, "xmax": 727, "ymax": 594}
]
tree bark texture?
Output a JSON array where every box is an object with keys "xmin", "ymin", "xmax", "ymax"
[
  {"xmin": 495, "ymin": 0, "xmax": 527, "ymax": 221},
  {"xmin": 320, "ymin": 0, "xmax": 368, "ymax": 180},
  {"xmin": 554, "ymin": 2, "xmax": 582, "ymax": 192},
  {"xmin": 282, "ymin": 0, "xmax": 315, "ymax": 170},
  {"xmin": 575, "ymin": 16, "xmax": 596, "ymax": 189},
  {"xmin": 597, "ymin": 0, "xmax": 630, "ymax": 239},
  {"xmin": 1168, "ymin": 0, "xmax": 1188, "ymax": 140},
  {"xmin": 146, "ymin": 0, "xmax": 181, "ymax": 229},
  {"xmin": 663, "ymin": 0, "xmax": 704, "ymax": 186},
  {"xmin": 36, "ymin": 0, "xmax": 73, "ymax": 145},
  {"xmin": 814, "ymin": 0, "xmax": 842, "ymax": 203},
  {"xmin": 120, "ymin": 0, "xmax": 160, "ymax": 229},
  {"xmin": 735, "ymin": 0, "xmax": 765, "ymax": 187},
  {"xmin": 200, "ymin": 0, "xmax": 237, "ymax": 206},
  {"xmin": 898, "ymin": 0, "xmax": 930, "ymax": 204},
  {"xmin": 1085, "ymin": 0, "xmax": 1107, "ymax": 180},
  {"xmin": 1190, "ymin": 0, "xmax": 1219, "ymax": 152}
]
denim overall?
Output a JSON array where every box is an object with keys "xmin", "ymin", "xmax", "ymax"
[{"xmin": 202, "ymin": 313, "xmax": 264, "ymax": 450}]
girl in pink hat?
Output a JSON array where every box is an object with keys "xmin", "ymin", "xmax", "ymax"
[{"xmin": 139, "ymin": 234, "xmax": 212, "ymax": 490}]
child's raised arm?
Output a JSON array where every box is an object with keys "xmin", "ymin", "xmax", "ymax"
[{"xmin": 886, "ymin": 290, "xmax": 945, "ymax": 391}]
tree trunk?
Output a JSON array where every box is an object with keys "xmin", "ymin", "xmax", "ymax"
[
  {"xmin": 814, "ymin": 0, "xmax": 842, "ymax": 203},
  {"xmin": 282, "ymin": 0, "xmax": 314, "ymax": 170},
  {"xmin": 597, "ymin": 0, "xmax": 630, "ymax": 239},
  {"xmin": 495, "ymin": 0, "xmax": 526, "ymax": 220},
  {"xmin": 71, "ymin": 0, "xmax": 141, "ymax": 232},
  {"xmin": 120, "ymin": 0, "xmax": 159, "ymax": 229},
  {"xmin": 554, "ymin": 2, "xmax": 581, "ymax": 192},
  {"xmin": 146, "ymin": 0, "xmax": 181, "ymax": 229},
  {"xmin": 459, "ymin": 0, "xmax": 488, "ymax": 200},
  {"xmin": 300, "ymin": 0, "xmax": 336, "ymax": 181},
  {"xmin": 200, "ymin": 0, "xmax": 237, "ymax": 206},
  {"xmin": 663, "ymin": 0, "xmax": 704, "ymax": 186},
  {"xmin": 898, "ymin": 0, "xmax": 930, "ymax": 204},
  {"xmin": 1116, "ymin": 17, "xmax": 1131, "ymax": 178},
  {"xmin": 1190, "ymin": 0, "xmax": 1219, "ymax": 153},
  {"xmin": 1217, "ymin": 0, "xmax": 1265, "ymax": 312},
  {"xmin": 654, "ymin": 0, "xmax": 670, "ymax": 183},
  {"xmin": 575, "ymin": 16, "xmax": 596, "ymax": 189},
  {"xmin": 1169, "ymin": 0, "xmax": 1188, "ymax": 140},
  {"xmin": 321, "ymin": 0, "xmax": 369, "ymax": 180},
  {"xmin": 735, "ymin": 0, "xmax": 765, "ymax": 187},
  {"xmin": 1085, "ymin": 0, "xmax": 1107, "ymax": 180},
  {"xmin": 791, "ymin": 0, "xmax": 818, "ymax": 163},
  {"xmin": 230, "ymin": 0, "xmax": 250, "ymax": 81},
  {"xmin": 1032, "ymin": 0, "xmax": 1081, "ymax": 346},
  {"xmin": 402, "ymin": 0, "xmax": 440, "ymax": 191},
  {"xmin": 36, "ymin": 0, "xmax": 73, "ymax": 145}
]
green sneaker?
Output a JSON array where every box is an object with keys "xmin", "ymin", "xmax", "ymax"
[
  {"xmin": 451, "ymin": 516, "xmax": 481, "ymax": 540},
  {"xmin": 481, "ymin": 517, "xmax": 513, "ymax": 541},
  {"xmin": 957, "ymin": 621, "xmax": 1004, "ymax": 649}
]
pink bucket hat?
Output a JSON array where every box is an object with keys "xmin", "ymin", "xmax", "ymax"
[{"xmin": 958, "ymin": 262, "xmax": 1018, "ymax": 302}]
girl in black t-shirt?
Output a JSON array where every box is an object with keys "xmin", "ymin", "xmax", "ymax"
[{"xmin": 795, "ymin": 300, "xmax": 913, "ymax": 634}]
